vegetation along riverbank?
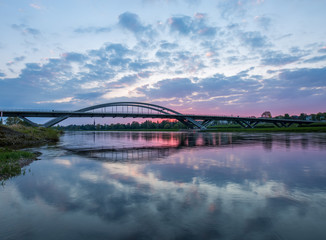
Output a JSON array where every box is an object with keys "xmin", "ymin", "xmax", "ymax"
[
  {"xmin": 0, "ymin": 122, "xmax": 62, "ymax": 181},
  {"xmin": 204, "ymin": 123, "xmax": 326, "ymax": 133},
  {"xmin": 56, "ymin": 121, "xmax": 326, "ymax": 133}
]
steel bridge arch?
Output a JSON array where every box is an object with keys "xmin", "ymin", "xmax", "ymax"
[{"xmin": 42, "ymin": 102, "xmax": 205, "ymax": 129}]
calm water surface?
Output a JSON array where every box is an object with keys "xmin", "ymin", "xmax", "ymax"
[{"xmin": 1, "ymin": 131, "xmax": 326, "ymax": 240}]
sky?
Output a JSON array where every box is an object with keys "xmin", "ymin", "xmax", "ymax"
[{"xmin": 0, "ymin": 0, "xmax": 326, "ymax": 119}]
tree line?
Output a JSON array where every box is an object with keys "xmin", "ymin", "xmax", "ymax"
[
  {"xmin": 274, "ymin": 112, "xmax": 326, "ymax": 121},
  {"xmin": 55, "ymin": 120, "xmax": 187, "ymax": 131}
]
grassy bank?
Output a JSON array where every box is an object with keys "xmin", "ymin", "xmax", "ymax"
[
  {"xmin": 0, "ymin": 124, "xmax": 62, "ymax": 147},
  {"xmin": 0, "ymin": 148, "xmax": 40, "ymax": 181},
  {"xmin": 0, "ymin": 125, "xmax": 62, "ymax": 180}
]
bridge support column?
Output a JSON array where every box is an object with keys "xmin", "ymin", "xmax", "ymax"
[
  {"xmin": 18, "ymin": 116, "xmax": 39, "ymax": 127},
  {"xmin": 184, "ymin": 117, "xmax": 207, "ymax": 130},
  {"xmin": 283, "ymin": 122, "xmax": 293, "ymax": 128},
  {"xmin": 251, "ymin": 121, "xmax": 260, "ymax": 128},
  {"xmin": 273, "ymin": 122, "xmax": 281, "ymax": 128},
  {"xmin": 202, "ymin": 120, "xmax": 215, "ymax": 128},
  {"xmin": 236, "ymin": 120, "xmax": 256, "ymax": 128},
  {"xmin": 43, "ymin": 115, "xmax": 70, "ymax": 128}
]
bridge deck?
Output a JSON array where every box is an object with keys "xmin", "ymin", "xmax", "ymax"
[{"xmin": 0, "ymin": 109, "xmax": 317, "ymax": 125}]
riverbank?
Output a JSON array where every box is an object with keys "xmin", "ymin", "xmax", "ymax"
[
  {"xmin": 61, "ymin": 126, "xmax": 326, "ymax": 133},
  {"xmin": 0, "ymin": 125, "xmax": 62, "ymax": 180},
  {"xmin": 0, "ymin": 124, "xmax": 61, "ymax": 147},
  {"xmin": 0, "ymin": 148, "xmax": 41, "ymax": 181},
  {"xmin": 203, "ymin": 124, "xmax": 326, "ymax": 133}
]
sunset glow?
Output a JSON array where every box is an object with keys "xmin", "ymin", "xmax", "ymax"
[{"xmin": 0, "ymin": 0, "xmax": 325, "ymax": 118}]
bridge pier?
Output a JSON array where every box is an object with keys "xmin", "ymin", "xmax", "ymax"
[
  {"xmin": 19, "ymin": 116, "xmax": 39, "ymax": 127},
  {"xmin": 236, "ymin": 120, "xmax": 256, "ymax": 128}
]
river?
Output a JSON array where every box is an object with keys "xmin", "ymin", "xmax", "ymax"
[{"xmin": 1, "ymin": 131, "xmax": 326, "ymax": 240}]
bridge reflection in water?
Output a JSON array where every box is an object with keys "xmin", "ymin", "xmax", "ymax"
[{"xmin": 62, "ymin": 131, "xmax": 326, "ymax": 162}]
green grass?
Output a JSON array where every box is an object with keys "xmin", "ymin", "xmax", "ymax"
[
  {"xmin": 9, "ymin": 125, "xmax": 62, "ymax": 141},
  {"xmin": 0, "ymin": 148, "xmax": 36, "ymax": 180}
]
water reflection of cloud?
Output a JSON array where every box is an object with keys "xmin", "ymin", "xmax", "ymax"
[
  {"xmin": 4, "ymin": 132, "xmax": 326, "ymax": 239},
  {"xmin": 53, "ymin": 159, "xmax": 72, "ymax": 167},
  {"xmin": 11, "ymin": 158, "xmax": 326, "ymax": 239}
]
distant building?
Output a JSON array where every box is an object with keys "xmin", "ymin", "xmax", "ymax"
[{"xmin": 261, "ymin": 111, "xmax": 272, "ymax": 118}]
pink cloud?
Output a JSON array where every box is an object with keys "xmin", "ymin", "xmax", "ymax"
[{"xmin": 194, "ymin": 13, "xmax": 205, "ymax": 19}]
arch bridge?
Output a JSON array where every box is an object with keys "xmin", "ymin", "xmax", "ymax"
[{"xmin": 0, "ymin": 102, "xmax": 317, "ymax": 129}]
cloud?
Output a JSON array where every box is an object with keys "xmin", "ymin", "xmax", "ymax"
[
  {"xmin": 199, "ymin": 73, "xmax": 261, "ymax": 98},
  {"xmin": 185, "ymin": 0, "xmax": 201, "ymax": 5},
  {"xmin": 255, "ymin": 16, "xmax": 271, "ymax": 30},
  {"xmin": 0, "ymin": 72, "xmax": 5, "ymax": 77},
  {"xmin": 75, "ymin": 92, "xmax": 104, "ymax": 100},
  {"xmin": 218, "ymin": 0, "xmax": 247, "ymax": 19},
  {"xmin": 128, "ymin": 60, "xmax": 159, "ymax": 71},
  {"xmin": 168, "ymin": 15, "xmax": 192, "ymax": 35},
  {"xmin": 109, "ymin": 74, "xmax": 142, "ymax": 88},
  {"xmin": 6, "ymin": 56, "xmax": 26, "ymax": 66},
  {"xmin": 36, "ymin": 97, "xmax": 74, "ymax": 104},
  {"xmin": 240, "ymin": 31, "xmax": 269, "ymax": 49},
  {"xmin": 261, "ymin": 51, "xmax": 301, "ymax": 66},
  {"xmin": 304, "ymin": 55, "xmax": 326, "ymax": 63},
  {"xmin": 136, "ymin": 71, "xmax": 263, "ymax": 105},
  {"xmin": 275, "ymin": 33, "xmax": 293, "ymax": 40},
  {"xmin": 167, "ymin": 14, "xmax": 217, "ymax": 37},
  {"xmin": 318, "ymin": 47, "xmax": 326, "ymax": 53},
  {"xmin": 155, "ymin": 51, "xmax": 171, "ymax": 58},
  {"xmin": 160, "ymin": 41, "xmax": 178, "ymax": 50},
  {"xmin": 30, "ymin": 3, "xmax": 42, "ymax": 10},
  {"xmin": 74, "ymin": 26, "xmax": 111, "ymax": 34},
  {"xmin": 11, "ymin": 24, "xmax": 41, "ymax": 37},
  {"xmin": 289, "ymin": 46, "xmax": 309, "ymax": 55},
  {"xmin": 278, "ymin": 67, "xmax": 326, "ymax": 88},
  {"xmin": 109, "ymin": 57, "xmax": 131, "ymax": 67},
  {"xmin": 14, "ymin": 56, "xmax": 26, "ymax": 62},
  {"xmin": 105, "ymin": 43, "xmax": 131, "ymax": 56},
  {"xmin": 0, "ymin": 42, "xmax": 152, "ymax": 108},
  {"xmin": 261, "ymin": 67, "xmax": 326, "ymax": 102},
  {"xmin": 118, "ymin": 12, "xmax": 155, "ymax": 38},
  {"xmin": 87, "ymin": 43, "xmax": 134, "ymax": 70},
  {"xmin": 138, "ymin": 78, "xmax": 198, "ymax": 99},
  {"xmin": 62, "ymin": 52, "xmax": 88, "ymax": 63}
]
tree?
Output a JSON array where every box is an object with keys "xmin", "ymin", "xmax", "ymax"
[
  {"xmin": 311, "ymin": 114, "xmax": 317, "ymax": 121},
  {"xmin": 299, "ymin": 113, "xmax": 307, "ymax": 120},
  {"xmin": 284, "ymin": 113, "xmax": 290, "ymax": 119},
  {"xmin": 6, "ymin": 117, "xmax": 23, "ymax": 125},
  {"xmin": 316, "ymin": 112, "xmax": 323, "ymax": 121},
  {"xmin": 164, "ymin": 123, "xmax": 171, "ymax": 129},
  {"xmin": 261, "ymin": 111, "xmax": 272, "ymax": 118},
  {"xmin": 131, "ymin": 121, "xmax": 140, "ymax": 129}
]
